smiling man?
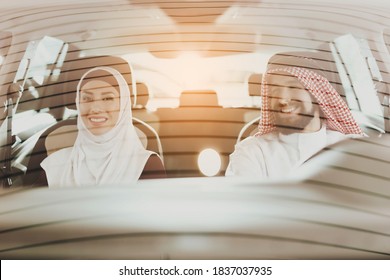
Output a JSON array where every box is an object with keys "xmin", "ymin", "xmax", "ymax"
[
  {"xmin": 226, "ymin": 66, "xmax": 365, "ymax": 178},
  {"xmin": 268, "ymin": 71, "xmax": 322, "ymax": 134}
]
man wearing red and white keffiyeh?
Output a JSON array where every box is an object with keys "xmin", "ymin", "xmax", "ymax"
[{"xmin": 226, "ymin": 66, "xmax": 365, "ymax": 178}]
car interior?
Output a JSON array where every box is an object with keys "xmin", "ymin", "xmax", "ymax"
[
  {"xmin": 0, "ymin": 1, "xmax": 388, "ymax": 187},
  {"xmin": 0, "ymin": 0, "xmax": 389, "ymax": 259}
]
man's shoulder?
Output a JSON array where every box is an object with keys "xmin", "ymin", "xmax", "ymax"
[
  {"xmin": 237, "ymin": 133, "xmax": 278, "ymax": 147},
  {"xmin": 325, "ymin": 128, "xmax": 349, "ymax": 144}
]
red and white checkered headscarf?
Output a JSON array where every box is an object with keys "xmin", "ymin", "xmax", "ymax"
[{"xmin": 256, "ymin": 67, "xmax": 364, "ymax": 136}]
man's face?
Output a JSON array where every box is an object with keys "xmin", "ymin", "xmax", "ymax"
[{"xmin": 267, "ymin": 72, "xmax": 321, "ymax": 134}]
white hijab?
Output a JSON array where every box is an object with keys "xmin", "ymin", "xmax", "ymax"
[{"xmin": 42, "ymin": 66, "xmax": 153, "ymax": 187}]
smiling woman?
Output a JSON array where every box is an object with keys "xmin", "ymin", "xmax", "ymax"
[
  {"xmin": 40, "ymin": 66, "xmax": 166, "ymax": 187},
  {"xmin": 78, "ymin": 71, "xmax": 121, "ymax": 136}
]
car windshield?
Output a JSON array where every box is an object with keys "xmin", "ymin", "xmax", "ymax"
[
  {"xmin": 0, "ymin": 0, "xmax": 389, "ymax": 187},
  {"xmin": 1, "ymin": 0, "xmax": 390, "ymax": 262}
]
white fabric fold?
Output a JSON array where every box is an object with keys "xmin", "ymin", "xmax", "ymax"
[{"xmin": 226, "ymin": 126, "xmax": 347, "ymax": 178}]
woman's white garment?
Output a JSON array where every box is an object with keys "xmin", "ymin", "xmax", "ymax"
[
  {"xmin": 41, "ymin": 66, "xmax": 154, "ymax": 187},
  {"xmin": 225, "ymin": 126, "xmax": 347, "ymax": 178}
]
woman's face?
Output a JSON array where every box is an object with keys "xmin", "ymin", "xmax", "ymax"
[{"xmin": 79, "ymin": 79, "xmax": 121, "ymax": 135}]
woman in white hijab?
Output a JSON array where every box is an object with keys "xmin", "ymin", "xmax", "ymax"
[{"xmin": 41, "ymin": 66, "xmax": 165, "ymax": 187}]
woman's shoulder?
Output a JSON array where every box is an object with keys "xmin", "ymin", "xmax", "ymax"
[
  {"xmin": 40, "ymin": 147, "xmax": 74, "ymax": 187},
  {"xmin": 139, "ymin": 153, "xmax": 166, "ymax": 179},
  {"xmin": 41, "ymin": 147, "xmax": 73, "ymax": 169}
]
